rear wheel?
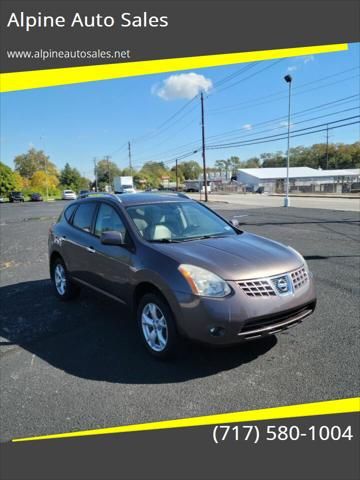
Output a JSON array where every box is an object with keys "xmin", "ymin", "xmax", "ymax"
[
  {"xmin": 137, "ymin": 293, "xmax": 179, "ymax": 359},
  {"xmin": 51, "ymin": 257, "xmax": 80, "ymax": 301}
]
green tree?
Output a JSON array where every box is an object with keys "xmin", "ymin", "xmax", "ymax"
[
  {"xmin": 0, "ymin": 162, "xmax": 18, "ymax": 196},
  {"xmin": 60, "ymin": 163, "xmax": 90, "ymax": 192},
  {"xmin": 261, "ymin": 152, "xmax": 285, "ymax": 167},
  {"xmin": 96, "ymin": 159, "xmax": 122, "ymax": 189},
  {"xmin": 228, "ymin": 156, "xmax": 242, "ymax": 175},
  {"xmin": 14, "ymin": 148, "xmax": 58, "ymax": 178},
  {"xmin": 178, "ymin": 160, "xmax": 202, "ymax": 180},
  {"xmin": 214, "ymin": 160, "xmax": 226, "ymax": 177},
  {"xmin": 243, "ymin": 157, "xmax": 260, "ymax": 168}
]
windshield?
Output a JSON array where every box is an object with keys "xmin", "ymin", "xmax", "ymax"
[{"xmin": 126, "ymin": 201, "xmax": 238, "ymax": 242}]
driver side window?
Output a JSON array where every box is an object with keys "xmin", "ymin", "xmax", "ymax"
[{"xmin": 95, "ymin": 203, "xmax": 127, "ymax": 238}]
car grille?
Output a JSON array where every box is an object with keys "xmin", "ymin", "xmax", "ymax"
[
  {"xmin": 291, "ymin": 266, "xmax": 308, "ymax": 290},
  {"xmin": 237, "ymin": 280, "xmax": 276, "ymax": 297},
  {"xmin": 238, "ymin": 265, "xmax": 309, "ymax": 298}
]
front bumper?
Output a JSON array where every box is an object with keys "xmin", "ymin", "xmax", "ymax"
[{"xmin": 173, "ymin": 275, "xmax": 316, "ymax": 345}]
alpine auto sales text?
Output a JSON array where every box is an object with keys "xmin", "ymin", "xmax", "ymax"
[{"xmin": 6, "ymin": 11, "xmax": 169, "ymax": 32}]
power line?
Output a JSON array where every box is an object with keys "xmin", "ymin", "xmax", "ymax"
[
  {"xmin": 205, "ymin": 94, "xmax": 359, "ymax": 142},
  {"xmin": 107, "ymin": 96, "xmax": 198, "ymax": 161},
  {"xmin": 208, "ymin": 68, "xmax": 360, "ymax": 114},
  {"xmin": 133, "ymin": 117, "xmax": 198, "ymax": 163},
  {"xmin": 204, "ymin": 106, "xmax": 359, "ymax": 146},
  {"xmin": 131, "ymin": 96, "xmax": 198, "ymax": 145},
  {"xmin": 212, "ymin": 62, "xmax": 259, "ymax": 88},
  {"xmin": 137, "ymin": 95, "xmax": 359, "ymax": 163},
  {"xmin": 207, "ymin": 117, "xmax": 360, "ymax": 150},
  {"xmin": 215, "ymin": 59, "xmax": 285, "ymax": 94}
]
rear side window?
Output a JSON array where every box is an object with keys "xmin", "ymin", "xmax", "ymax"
[
  {"xmin": 64, "ymin": 204, "xmax": 77, "ymax": 222},
  {"xmin": 72, "ymin": 203, "xmax": 97, "ymax": 233}
]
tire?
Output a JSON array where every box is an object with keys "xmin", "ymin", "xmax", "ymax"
[
  {"xmin": 51, "ymin": 257, "xmax": 80, "ymax": 301},
  {"xmin": 137, "ymin": 293, "xmax": 179, "ymax": 359}
]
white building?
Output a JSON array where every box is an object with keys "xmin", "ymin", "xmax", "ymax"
[{"xmin": 236, "ymin": 167, "xmax": 360, "ymax": 193}]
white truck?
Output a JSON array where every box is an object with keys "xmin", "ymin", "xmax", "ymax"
[{"xmin": 113, "ymin": 176, "xmax": 136, "ymax": 194}]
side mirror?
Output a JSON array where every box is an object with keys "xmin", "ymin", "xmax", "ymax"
[
  {"xmin": 100, "ymin": 230, "xmax": 125, "ymax": 246},
  {"xmin": 229, "ymin": 218, "xmax": 240, "ymax": 228}
]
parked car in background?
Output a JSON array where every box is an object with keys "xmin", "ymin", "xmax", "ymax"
[
  {"xmin": 49, "ymin": 192, "xmax": 316, "ymax": 359},
  {"xmin": 30, "ymin": 192, "xmax": 43, "ymax": 202},
  {"xmin": 79, "ymin": 190, "xmax": 90, "ymax": 197},
  {"xmin": 9, "ymin": 191, "xmax": 25, "ymax": 203},
  {"xmin": 62, "ymin": 190, "xmax": 77, "ymax": 200}
]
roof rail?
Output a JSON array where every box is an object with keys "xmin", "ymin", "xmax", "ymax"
[
  {"xmin": 155, "ymin": 191, "xmax": 190, "ymax": 199},
  {"xmin": 78, "ymin": 192, "xmax": 122, "ymax": 202}
]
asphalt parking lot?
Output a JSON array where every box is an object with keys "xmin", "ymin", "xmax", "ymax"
[{"xmin": 0, "ymin": 200, "xmax": 359, "ymax": 442}]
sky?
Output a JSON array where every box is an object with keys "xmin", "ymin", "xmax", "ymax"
[{"xmin": 1, "ymin": 43, "xmax": 359, "ymax": 178}]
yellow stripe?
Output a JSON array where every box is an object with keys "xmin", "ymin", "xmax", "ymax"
[
  {"xmin": 12, "ymin": 397, "xmax": 360, "ymax": 442},
  {"xmin": 1, "ymin": 43, "xmax": 347, "ymax": 93}
]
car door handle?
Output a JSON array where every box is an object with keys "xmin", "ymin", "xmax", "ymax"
[{"xmin": 86, "ymin": 246, "xmax": 96, "ymax": 253}]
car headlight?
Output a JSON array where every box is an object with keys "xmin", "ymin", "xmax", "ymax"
[
  {"xmin": 288, "ymin": 246, "xmax": 309, "ymax": 272},
  {"xmin": 178, "ymin": 264, "xmax": 231, "ymax": 297}
]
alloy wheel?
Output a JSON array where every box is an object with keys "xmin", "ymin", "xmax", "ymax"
[
  {"xmin": 54, "ymin": 263, "xmax": 67, "ymax": 296},
  {"xmin": 141, "ymin": 303, "xmax": 168, "ymax": 352}
]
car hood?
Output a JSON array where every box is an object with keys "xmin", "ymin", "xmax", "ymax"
[{"xmin": 152, "ymin": 232, "xmax": 303, "ymax": 280}]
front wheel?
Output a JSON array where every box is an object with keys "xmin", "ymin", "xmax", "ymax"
[
  {"xmin": 137, "ymin": 293, "xmax": 179, "ymax": 359},
  {"xmin": 51, "ymin": 257, "xmax": 80, "ymax": 301}
]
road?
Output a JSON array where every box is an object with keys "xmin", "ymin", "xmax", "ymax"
[
  {"xmin": 188, "ymin": 192, "xmax": 360, "ymax": 211},
  {"xmin": 0, "ymin": 200, "xmax": 359, "ymax": 442}
]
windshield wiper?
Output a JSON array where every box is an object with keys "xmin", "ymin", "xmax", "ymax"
[
  {"xmin": 149, "ymin": 238, "xmax": 182, "ymax": 243},
  {"xmin": 180, "ymin": 234, "xmax": 229, "ymax": 242}
]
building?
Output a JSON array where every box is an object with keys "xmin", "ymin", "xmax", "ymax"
[{"xmin": 236, "ymin": 167, "xmax": 360, "ymax": 193}]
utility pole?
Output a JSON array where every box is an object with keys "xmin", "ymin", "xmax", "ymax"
[
  {"xmin": 128, "ymin": 141, "xmax": 132, "ymax": 173},
  {"xmin": 200, "ymin": 92, "xmax": 208, "ymax": 202},
  {"xmin": 325, "ymin": 124, "xmax": 329, "ymax": 170},
  {"xmin": 93, "ymin": 157, "xmax": 98, "ymax": 191},
  {"xmin": 44, "ymin": 155, "xmax": 49, "ymax": 202},
  {"xmin": 175, "ymin": 158, "xmax": 179, "ymax": 191},
  {"xmin": 40, "ymin": 136, "xmax": 48, "ymax": 201},
  {"xmin": 104, "ymin": 155, "xmax": 111, "ymax": 191}
]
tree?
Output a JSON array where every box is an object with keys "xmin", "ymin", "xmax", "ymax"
[
  {"xmin": 96, "ymin": 159, "xmax": 122, "ymax": 189},
  {"xmin": 214, "ymin": 160, "xmax": 226, "ymax": 177},
  {"xmin": 13, "ymin": 171, "xmax": 28, "ymax": 190},
  {"xmin": 178, "ymin": 160, "xmax": 202, "ymax": 180},
  {"xmin": 60, "ymin": 163, "xmax": 80, "ymax": 190},
  {"xmin": 228, "ymin": 156, "xmax": 242, "ymax": 175},
  {"xmin": 139, "ymin": 162, "xmax": 169, "ymax": 188},
  {"xmin": 59, "ymin": 163, "xmax": 90, "ymax": 192},
  {"xmin": 14, "ymin": 148, "xmax": 58, "ymax": 178},
  {"xmin": 30, "ymin": 170, "xmax": 59, "ymax": 195},
  {"xmin": 243, "ymin": 157, "xmax": 260, "ymax": 168},
  {"xmin": 0, "ymin": 162, "xmax": 18, "ymax": 196},
  {"xmin": 261, "ymin": 152, "xmax": 285, "ymax": 167}
]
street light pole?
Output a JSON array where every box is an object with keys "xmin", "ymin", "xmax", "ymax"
[
  {"xmin": 93, "ymin": 157, "xmax": 98, "ymax": 192},
  {"xmin": 284, "ymin": 74, "xmax": 292, "ymax": 208}
]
